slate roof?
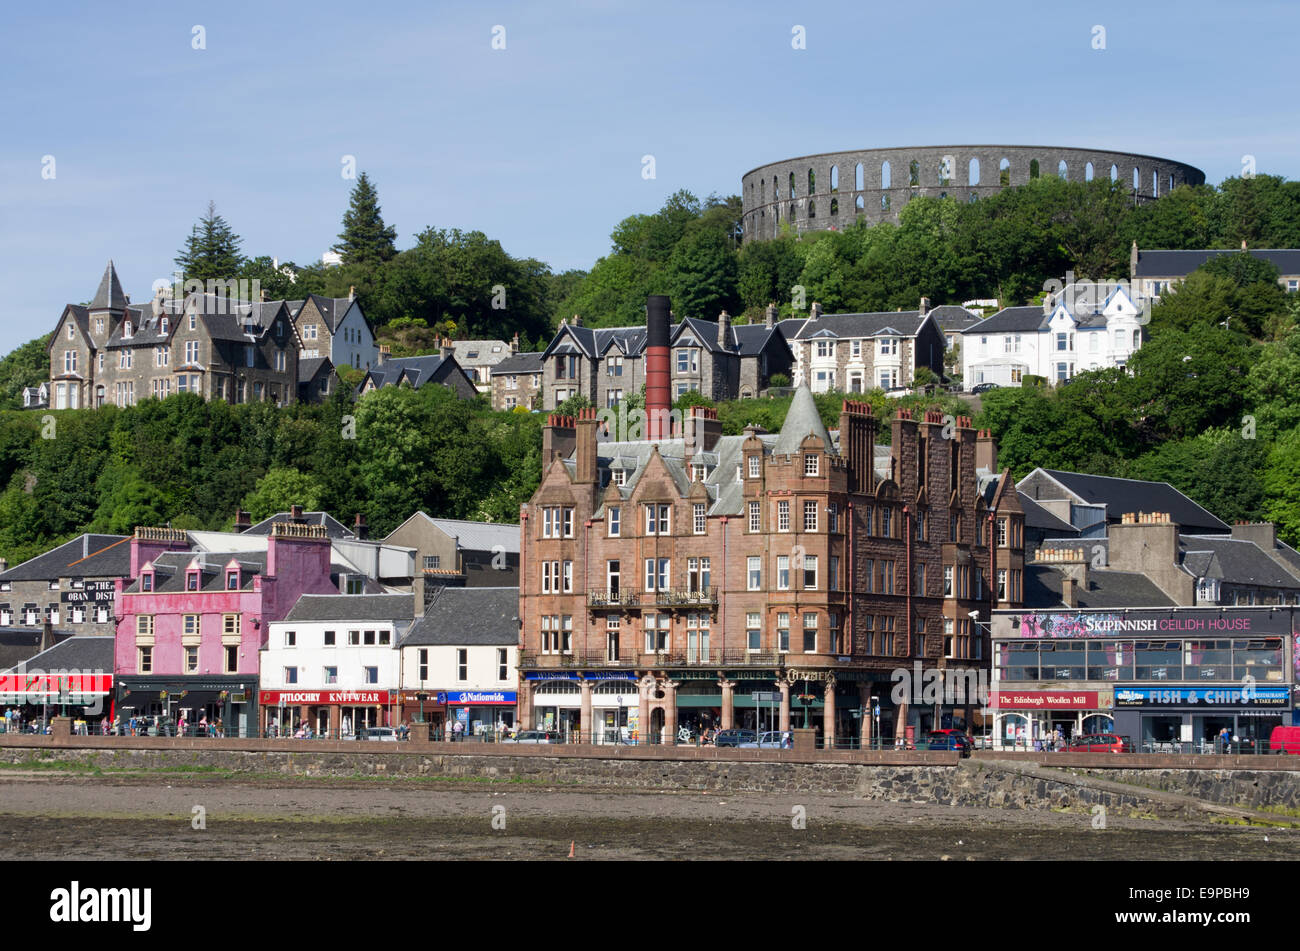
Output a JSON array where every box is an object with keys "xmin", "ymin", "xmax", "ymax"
[
  {"xmin": 366, "ymin": 355, "xmax": 449, "ymax": 389},
  {"xmin": 243, "ymin": 512, "xmax": 353, "ymax": 538},
  {"xmin": 0, "ymin": 535, "xmax": 130, "ymax": 583},
  {"xmin": 929, "ymin": 304, "xmax": 984, "ymax": 334},
  {"xmin": 1024, "ymin": 566, "xmax": 1175, "ymax": 609},
  {"xmin": 300, "ymin": 295, "xmax": 362, "ymax": 333},
  {"xmin": 6, "ymin": 636, "xmax": 114, "ymax": 673},
  {"xmin": 1027, "ymin": 470, "xmax": 1229, "ymax": 534},
  {"xmin": 124, "ymin": 550, "xmax": 267, "ymax": 594},
  {"xmin": 792, "ymin": 310, "xmax": 928, "ymax": 340},
  {"xmin": 1179, "ymin": 535, "xmax": 1300, "ymax": 588},
  {"xmin": 490, "ymin": 351, "xmax": 544, "ymax": 376},
  {"xmin": 543, "ymin": 318, "xmax": 790, "ymax": 362},
  {"xmin": 89, "ymin": 262, "xmax": 127, "ymax": 311},
  {"xmin": 1018, "ymin": 493, "xmax": 1078, "ymax": 536},
  {"xmin": 962, "ymin": 306, "xmax": 1048, "ymax": 334},
  {"xmin": 1135, "ymin": 248, "xmax": 1300, "ymax": 278},
  {"xmin": 298, "ymin": 357, "xmax": 331, "ymax": 383},
  {"xmin": 772, "ymin": 385, "xmax": 832, "ymax": 456},
  {"xmin": 451, "ymin": 340, "xmax": 511, "ymax": 368},
  {"xmin": 0, "ymin": 630, "xmax": 59, "ymax": 672},
  {"xmin": 415, "ymin": 515, "xmax": 521, "ymax": 554},
  {"xmin": 401, "ymin": 587, "xmax": 520, "ymax": 646},
  {"xmin": 285, "ymin": 593, "xmax": 415, "ymax": 623}
]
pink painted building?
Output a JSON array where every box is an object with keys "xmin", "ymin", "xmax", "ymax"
[{"xmin": 113, "ymin": 523, "xmax": 337, "ymax": 736}]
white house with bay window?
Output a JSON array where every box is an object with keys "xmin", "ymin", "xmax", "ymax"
[
  {"xmin": 959, "ymin": 283, "xmax": 1147, "ymax": 390},
  {"xmin": 260, "ymin": 593, "xmax": 414, "ymax": 737}
]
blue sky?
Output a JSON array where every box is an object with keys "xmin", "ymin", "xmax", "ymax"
[{"xmin": 0, "ymin": 0, "xmax": 1296, "ymax": 356}]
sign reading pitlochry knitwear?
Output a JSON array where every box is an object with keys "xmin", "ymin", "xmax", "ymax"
[
  {"xmin": 259, "ymin": 690, "xmax": 391, "ymax": 705},
  {"xmin": 1113, "ymin": 686, "xmax": 1290, "ymax": 708}
]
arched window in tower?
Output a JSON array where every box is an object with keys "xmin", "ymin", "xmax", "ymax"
[
  {"xmin": 909, "ymin": 159, "xmax": 920, "ymax": 187},
  {"xmin": 881, "ymin": 194, "xmax": 891, "ymax": 212},
  {"xmin": 938, "ymin": 157, "xmax": 950, "ymax": 187},
  {"xmin": 790, "ymin": 171, "xmax": 797, "ymax": 199},
  {"xmin": 1168, "ymin": 173, "xmax": 1174, "ymax": 193},
  {"xmin": 1029, "ymin": 159, "xmax": 1040, "ymax": 179},
  {"xmin": 969, "ymin": 158, "xmax": 980, "ymax": 185},
  {"xmin": 1058, "ymin": 159, "xmax": 1068, "ymax": 179},
  {"xmin": 855, "ymin": 163, "xmax": 864, "ymax": 191},
  {"xmin": 1110, "ymin": 164, "xmax": 1119, "ymax": 182},
  {"xmin": 1085, "ymin": 162, "xmax": 1094, "ymax": 181},
  {"xmin": 1133, "ymin": 167, "xmax": 1140, "ymax": 190},
  {"xmin": 789, "ymin": 201, "xmax": 796, "ymax": 220},
  {"xmin": 774, "ymin": 176, "xmax": 780, "ymax": 200},
  {"xmin": 808, "ymin": 167, "xmax": 816, "ymax": 194},
  {"xmin": 881, "ymin": 160, "xmax": 891, "ymax": 189},
  {"xmin": 855, "ymin": 195, "xmax": 865, "ymax": 213},
  {"xmin": 761, "ymin": 179, "xmax": 766, "ymax": 202},
  {"xmin": 1152, "ymin": 171, "xmax": 1159, "ymax": 196},
  {"xmin": 999, "ymin": 158, "xmax": 1011, "ymax": 186},
  {"xmin": 808, "ymin": 199, "xmax": 816, "ymax": 218},
  {"xmin": 830, "ymin": 197, "xmax": 839, "ymax": 216},
  {"xmin": 829, "ymin": 165, "xmax": 838, "ymax": 192}
]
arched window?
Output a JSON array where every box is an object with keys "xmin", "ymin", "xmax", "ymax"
[
  {"xmin": 855, "ymin": 195, "xmax": 865, "ymax": 213},
  {"xmin": 808, "ymin": 199, "xmax": 816, "ymax": 218},
  {"xmin": 1029, "ymin": 159, "xmax": 1040, "ymax": 179},
  {"xmin": 881, "ymin": 160, "xmax": 892, "ymax": 189},
  {"xmin": 829, "ymin": 165, "xmax": 838, "ymax": 192},
  {"xmin": 938, "ymin": 158, "xmax": 950, "ymax": 186},
  {"xmin": 1085, "ymin": 162, "xmax": 1094, "ymax": 181},
  {"xmin": 855, "ymin": 163, "xmax": 864, "ymax": 190},
  {"xmin": 1110, "ymin": 163, "xmax": 1118, "ymax": 182},
  {"xmin": 790, "ymin": 171, "xmax": 797, "ymax": 199},
  {"xmin": 909, "ymin": 159, "xmax": 920, "ymax": 187},
  {"xmin": 1152, "ymin": 171, "xmax": 1159, "ymax": 196},
  {"xmin": 829, "ymin": 197, "xmax": 838, "ymax": 216},
  {"xmin": 881, "ymin": 194, "xmax": 890, "ymax": 212},
  {"xmin": 808, "ymin": 167, "xmax": 816, "ymax": 194},
  {"xmin": 969, "ymin": 158, "xmax": 980, "ymax": 185},
  {"xmin": 774, "ymin": 176, "xmax": 780, "ymax": 200},
  {"xmin": 1168, "ymin": 173, "xmax": 1174, "ymax": 192},
  {"xmin": 761, "ymin": 179, "xmax": 766, "ymax": 201},
  {"xmin": 1058, "ymin": 159, "xmax": 1068, "ymax": 179},
  {"xmin": 789, "ymin": 201, "xmax": 796, "ymax": 220},
  {"xmin": 969, "ymin": 192, "xmax": 978, "ymax": 203},
  {"xmin": 999, "ymin": 158, "xmax": 1010, "ymax": 186},
  {"xmin": 1133, "ymin": 167, "xmax": 1140, "ymax": 189}
]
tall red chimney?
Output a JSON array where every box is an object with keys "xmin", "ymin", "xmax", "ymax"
[{"xmin": 645, "ymin": 295, "xmax": 671, "ymax": 441}]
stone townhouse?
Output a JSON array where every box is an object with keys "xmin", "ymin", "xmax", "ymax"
[
  {"xmin": 383, "ymin": 512, "xmax": 521, "ymax": 610},
  {"xmin": 448, "ymin": 338, "xmax": 515, "ymax": 394},
  {"xmin": 490, "ymin": 350, "xmax": 543, "ymax": 411},
  {"xmin": 48, "ymin": 262, "xmax": 316, "ymax": 408},
  {"xmin": 356, "ymin": 349, "xmax": 479, "ymax": 399},
  {"xmin": 784, "ymin": 300, "xmax": 947, "ymax": 394},
  {"xmin": 1131, "ymin": 241, "xmax": 1300, "ymax": 299},
  {"xmin": 517, "ymin": 389, "xmax": 1025, "ymax": 746},
  {"xmin": 288, "ymin": 291, "xmax": 378, "ymax": 371},
  {"xmin": 540, "ymin": 312, "xmax": 793, "ymax": 410},
  {"xmin": 0, "ymin": 533, "xmax": 131, "ymax": 635}
]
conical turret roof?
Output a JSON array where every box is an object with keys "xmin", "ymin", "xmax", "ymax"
[
  {"xmin": 773, "ymin": 385, "xmax": 833, "ymax": 456},
  {"xmin": 89, "ymin": 261, "xmax": 127, "ymax": 311}
]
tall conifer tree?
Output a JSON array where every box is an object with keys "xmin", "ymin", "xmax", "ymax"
[{"xmin": 333, "ymin": 171, "xmax": 398, "ymax": 266}]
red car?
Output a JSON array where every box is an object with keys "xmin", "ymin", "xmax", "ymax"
[{"xmin": 1065, "ymin": 733, "xmax": 1132, "ymax": 753}]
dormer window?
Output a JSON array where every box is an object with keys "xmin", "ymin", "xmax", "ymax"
[
  {"xmin": 692, "ymin": 464, "xmax": 707, "ymax": 482},
  {"xmin": 226, "ymin": 569, "xmax": 240, "ymax": 590},
  {"xmin": 160, "ymin": 317, "xmax": 169, "ymax": 334},
  {"xmin": 123, "ymin": 321, "xmax": 133, "ymax": 338},
  {"xmin": 804, "ymin": 453, "xmax": 819, "ymax": 477},
  {"xmin": 186, "ymin": 568, "xmax": 200, "ymax": 592},
  {"xmin": 141, "ymin": 568, "xmax": 154, "ymax": 592},
  {"xmin": 95, "ymin": 317, "xmax": 104, "ymax": 334},
  {"xmin": 748, "ymin": 455, "xmax": 760, "ymax": 479},
  {"xmin": 612, "ymin": 468, "xmax": 626, "ymax": 487}
]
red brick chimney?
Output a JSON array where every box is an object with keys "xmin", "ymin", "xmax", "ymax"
[
  {"xmin": 975, "ymin": 429, "xmax": 998, "ymax": 474},
  {"xmin": 542, "ymin": 413, "xmax": 577, "ymax": 465},
  {"xmin": 575, "ymin": 408, "xmax": 600, "ymax": 484},
  {"xmin": 838, "ymin": 400, "xmax": 876, "ymax": 495}
]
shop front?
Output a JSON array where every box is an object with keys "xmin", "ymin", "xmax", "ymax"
[
  {"xmin": 1113, "ymin": 685, "xmax": 1290, "ymax": 753},
  {"xmin": 0, "ymin": 672, "xmax": 113, "ymax": 733},
  {"xmin": 988, "ymin": 689, "xmax": 1112, "ymax": 750},
  {"xmin": 118, "ymin": 677, "xmax": 256, "ymax": 736},
  {"xmin": 258, "ymin": 689, "xmax": 393, "ymax": 738},
  {"xmin": 428, "ymin": 689, "xmax": 517, "ymax": 738}
]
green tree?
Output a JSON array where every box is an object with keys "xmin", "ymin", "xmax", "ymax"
[
  {"xmin": 333, "ymin": 171, "xmax": 398, "ymax": 267},
  {"xmin": 666, "ymin": 228, "xmax": 738, "ymax": 319},
  {"xmin": 174, "ymin": 201, "xmax": 246, "ymax": 284},
  {"xmin": 0, "ymin": 333, "xmax": 53, "ymax": 410},
  {"xmin": 240, "ymin": 467, "xmax": 325, "ymax": 522}
]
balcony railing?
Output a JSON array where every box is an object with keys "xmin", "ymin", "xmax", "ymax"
[
  {"xmin": 585, "ymin": 588, "xmax": 719, "ymax": 609},
  {"xmin": 519, "ymin": 648, "xmax": 838, "ymax": 669}
]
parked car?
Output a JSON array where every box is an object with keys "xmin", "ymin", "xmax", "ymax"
[
  {"xmin": 356, "ymin": 727, "xmax": 399, "ymax": 742},
  {"xmin": 713, "ymin": 729, "xmax": 757, "ymax": 748},
  {"xmin": 504, "ymin": 730, "xmax": 561, "ymax": 744},
  {"xmin": 970, "ymin": 382, "xmax": 999, "ymax": 394},
  {"xmin": 924, "ymin": 729, "xmax": 972, "ymax": 756},
  {"xmin": 1065, "ymin": 733, "xmax": 1132, "ymax": 753},
  {"xmin": 737, "ymin": 731, "xmax": 792, "ymax": 749}
]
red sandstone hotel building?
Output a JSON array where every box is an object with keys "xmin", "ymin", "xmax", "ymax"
[{"xmin": 517, "ymin": 296, "xmax": 1024, "ymax": 746}]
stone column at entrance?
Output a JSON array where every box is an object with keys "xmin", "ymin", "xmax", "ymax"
[
  {"xmin": 579, "ymin": 679, "xmax": 593, "ymax": 744},
  {"xmin": 859, "ymin": 685, "xmax": 873, "ymax": 747},
  {"xmin": 328, "ymin": 706, "xmax": 340, "ymax": 739},
  {"xmin": 518, "ymin": 681, "xmax": 533, "ymax": 731},
  {"xmin": 638, "ymin": 674, "xmax": 653, "ymax": 745},
  {"xmin": 720, "ymin": 677, "xmax": 734, "ymax": 730},
  {"xmin": 778, "ymin": 678, "xmax": 791, "ymax": 733},
  {"xmin": 663, "ymin": 680, "xmax": 679, "ymax": 744},
  {"xmin": 894, "ymin": 701, "xmax": 909, "ymax": 746},
  {"xmin": 822, "ymin": 674, "xmax": 836, "ymax": 749}
]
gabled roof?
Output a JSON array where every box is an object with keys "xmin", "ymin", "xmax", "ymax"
[
  {"xmin": 490, "ymin": 351, "xmax": 544, "ymax": 375},
  {"xmin": 366, "ymin": 354, "xmax": 447, "ymax": 389},
  {"xmin": 1017, "ymin": 492, "xmax": 1078, "ymax": 536},
  {"xmin": 401, "ymin": 587, "xmax": 519, "ymax": 647},
  {"xmin": 772, "ymin": 385, "xmax": 832, "ymax": 456},
  {"xmin": 4, "ymin": 636, "xmax": 114, "ymax": 674},
  {"xmin": 243, "ymin": 512, "xmax": 353, "ymax": 538},
  {"xmin": 1023, "ymin": 469, "xmax": 1229, "ymax": 534},
  {"xmin": 284, "ymin": 593, "xmax": 415, "ymax": 623},
  {"xmin": 0, "ymin": 535, "xmax": 130, "ymax": 582},
  {"xmin": 298, "ymin": 356, "xmax": 333, "ymax": 383},
  {"xmin": 792, "ymin": 310, "xmax": 929, "ymax": 340},
  {"xmin": 299, "ymin": 294, "xmax": 358, "ymax": 333},
  {"xmin": 391, "ymin": 513, "xmax": 521, "ymax": 554},
  {"xmin": 125, "ymin": 550, "xmax": 267, "ymax": 593},
  {"xmin": 89, "ymin": 261, "xmax": 127, "ymax": 311},
  {"xmin": 1134, "ymin": 248, "xmax": 1300, "ymax": 279},
  {"xmin": 962, "ymin": 306, "xmax": 1048, "ymax": 334},
  {"xmin": 1179, "ymin": 535, "xmax": 1300, "ymax": 588},
  {"xmin": 1024, "ymin": 566, "xmax": 1175, "ymax": 609},
  {"xmin": 450, "ymin": 340, "xmax": 511, "ymax": 367}
]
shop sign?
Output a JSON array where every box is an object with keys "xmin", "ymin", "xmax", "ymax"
[
  {"xmin": 988, "ymin": 691, "xmax": 1100, "ymax": 710},
  {"xmin": 61, "ymin": 580, "xmax": 117, "ymax": 604},
  {"xmin": 786, "ymin": 669, "xmax": 829, "ymax": 681},
  {"xmin": 0, "ymin": 673, "xmax": 112, "ymax": 697},
  {"xmin": 1008, "ymin": 608, "xmax": 1282, "ymax": 639},
  {"xmin": 444, "ymin": 691, "xmax": 516, "ymax": 705},
  {"xmin": 259, "ymin": 690, "xmax": 392, "ymax": 705},
  {"xmin": 1113, "ymin": 686, "xmax": 1290, "ymax": 708}
]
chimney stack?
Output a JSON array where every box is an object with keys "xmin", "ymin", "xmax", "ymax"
[
  {"xmin": 575, "ymin": 408, "xmax": 599, "ymax": 484},
  {"xmin": 542, "ymin": 413, "xmax": 578, "ymax": 465},
  {"xmin": 378, "ymin": 344, "xmax": 391, "ymax": 365},
  {"xmin": 234, "ymin": 508, "xmax": 251, "ymax": 532},
  {"xmin": 919, "ymin": 296, "xmax": 930, "ymax": 316},
  {"xmin": 511, "ymin": 333, "xmax": 519, "ymax": 355},
  {"xmin": 645, "ymin": 295, "xmax": 672, "ymax": 441},
  {"xmin": 290, "ymin": 504, "xmax": 304, "ymax": 522},
  {"xmin": 717, "ymin": 310, "xmax": 731, "ymax": 348},
  {"xmin": 810, "ymin": 301, "xmax": 823, "ymax": 320},
  {"xmin": 1042, "ymin": 293, "xmax": 1054, "ymax": 316},
  {"xmin": 440, "ymin": 337, "xmax": 454, "ymax": 359},
  {"xmin": 349, "ymin": 285, "xmax": 356, "ymax": 301},
  {"xmin": 975, "ymin": 429, "xmax": 997, "ymax": 474},
  {"xmin": 354, "ymin": 512, "xmax": 368, "ymax": 539},
  {"xmin": 686, "ymin": 406, "xmax": 722, "ymax": 453},
  {"xmin": 572, "ymin": 314, "xmax": 583, "ymax": 327},
  {"xmin": 765, "ymin": 302, "xmax": 777, "ymax": 331}
]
